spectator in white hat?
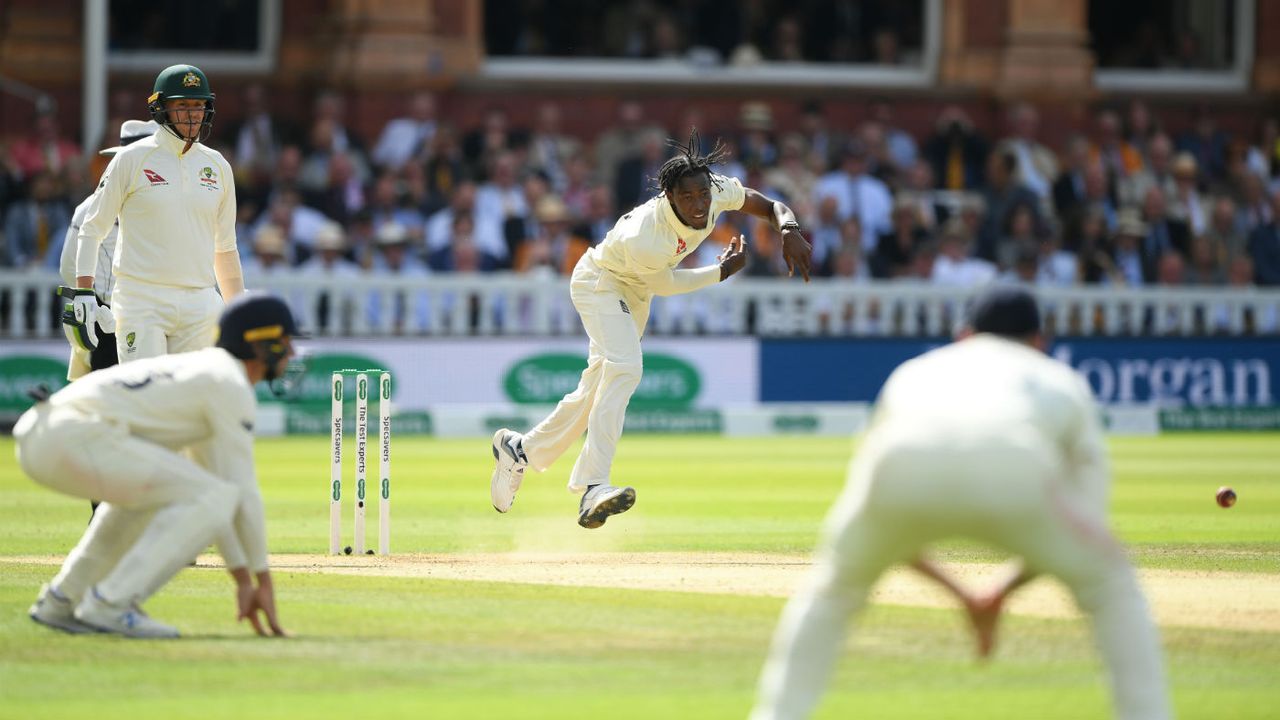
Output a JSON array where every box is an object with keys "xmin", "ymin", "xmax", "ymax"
[
  {"xmin": 367, "ymin": 221, "xmax": 431, "ymax": 334},
  {"xmin": 296, "ymin": 220, "xmax": 360, "ymax": 334}
]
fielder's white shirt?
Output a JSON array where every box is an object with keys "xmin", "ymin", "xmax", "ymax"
[
  {"xmin": 872, "ymin": 334, "xmax": 1108, "ymax": 512},
  {"xmin": 59, "ymin": 194, "xmax": 117, "ymax": 302},
  {"xmin": 579, "ymin": 174, "xmax": 746, "ymax": 305},
  {"xmin": 48, "ymin": 347, "xmax": 268, "ymax": 571},
  {"xmin": 76, "ymin": 129, "xmax": 237, "ymax": 290}
]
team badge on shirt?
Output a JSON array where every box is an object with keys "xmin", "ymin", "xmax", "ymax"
[
  {"xmin": 675, "ymin": 238, "xmax": 687, "ymax": 255},
  {"xmin": 143, "ymin": 169, "xmax": 168, "ymax": 186},
  {"xmin": 199, "ymin": 166, "xmax": 219, "ymax": 189}
]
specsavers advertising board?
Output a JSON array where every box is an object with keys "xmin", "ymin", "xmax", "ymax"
[{"xmin": 0, "ymin": 338, "xmax": 760, "ymax": 435}]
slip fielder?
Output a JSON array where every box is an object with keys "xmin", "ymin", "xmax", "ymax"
[
  {"xmin": 752, "ymin": 286, "xmax": 1169, "ymax": 720},
  {"xmin": 18, "ymin": 293, "xmax": 296, "ymax": 638}
]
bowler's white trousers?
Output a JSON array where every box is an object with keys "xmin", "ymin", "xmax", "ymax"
[
  {"xmin": 112, "ymin": 276, "xmax": 223, "ymax": 362},
  {"xmin": 752, "ymin": 429, "xmax": 1170, "ymax": 720},
  {"xmin": 521, "ymin": 270, "xmax": 650, "ymax": 492},
  {"xmin": 14, "ymin": 403, "xmax": 238, "ymax": 607}
]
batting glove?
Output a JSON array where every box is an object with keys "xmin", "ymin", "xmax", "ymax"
[{"xmin": 59, "ymin": 286, "xmax": 100, "ymax": 352}]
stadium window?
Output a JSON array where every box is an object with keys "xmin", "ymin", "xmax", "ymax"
[
  {"xmin": 481, "ymin": 0, "xmax": 940, "ymax": 89},
  {"xmin": 106, "ymin": 0, "xmax": 281, "ymax": 73},
  {"xmin": 1091, "ymin": 0, "xmax": 1255, "ymax": 93}
]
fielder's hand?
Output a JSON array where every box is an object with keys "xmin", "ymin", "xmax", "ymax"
[
  {"xmin": 965, "ymin": 591, "xmax": 1006, "ymax": 660},
  {"xmin": 237, "ymin": 571, "xmax": 286, "ymax": 637},
  {"xmin": 58, "ymin": 286, "xmax": 100, "ymax": 352}
]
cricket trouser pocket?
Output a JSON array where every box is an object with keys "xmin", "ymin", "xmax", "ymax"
[
  {"xmin": 571, "ymin": 278, "xmax": 650, "ymax": 346},
  {"xmin": 112, "ymin": 279, "xmax": 222, "ymax": 360}
]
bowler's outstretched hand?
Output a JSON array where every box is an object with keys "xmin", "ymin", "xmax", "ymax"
[{"xmin": 780, "ymin": 226, "xmax": 812, "ymax": 282}]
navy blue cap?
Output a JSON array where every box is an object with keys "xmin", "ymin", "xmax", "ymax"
[
  {"xmin": 216, "ymin": 292, "xmax": 300, "ymax": 360},
  {"xmin": 966, "ymin": 285, "xmax": 1041, "ymax": 337}
]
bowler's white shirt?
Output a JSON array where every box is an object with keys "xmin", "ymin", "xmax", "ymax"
[
  {"xmin": 579, "ymin": 174, "xmax": 746, "ymax": 304},
  {"xmin": 77, "ymin": 129, "xmax": 237, "ymax": 289},
  {"xmin": 48, "ymin": 347, "xmax": 268, "ymax": 571}
]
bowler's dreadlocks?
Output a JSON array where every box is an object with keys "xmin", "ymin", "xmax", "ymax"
[{"xmin": 656, "ymin": 129, "xmax": 731, "ymax": 194}]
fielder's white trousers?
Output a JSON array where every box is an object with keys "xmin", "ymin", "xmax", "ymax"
[
  {"xmin": 521, "ymin": 273, "xmax": 649, "ymax": 492},
  {"xmin": 13, "ymin": 403, "xmax": 238, "ymax": 607},
  {"xmin": 112, "ymin": 276, "xmax": 223, "ymax": 362},
  {"xmin": 752, "ymin": 431, "xmax": 1170, "ymax": 720}
]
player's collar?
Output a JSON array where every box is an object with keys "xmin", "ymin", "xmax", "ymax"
[{"xmin": 156, "ymin": 129, "xmax": 197, "ymax": 153}]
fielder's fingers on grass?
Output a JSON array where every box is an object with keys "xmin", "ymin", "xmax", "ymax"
[
  {"xmin": 968, "ymin": 597, "xmax": 1001, "ymax": 660},
  {"xmin": 262, "ymin": 604, "xmax": 286, "ymax": 636},
  {"xmin": 244, "ymin": 608, "xmax": 267, "ymax": 636}
]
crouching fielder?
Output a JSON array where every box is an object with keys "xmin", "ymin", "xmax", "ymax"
[
  {"xmin": 752, "ymin": 286, "xmax": 1169, "ymax": 720},
  {"xmin": 15, "ymin": 293, "xmax": 297, "ymax": 638}
]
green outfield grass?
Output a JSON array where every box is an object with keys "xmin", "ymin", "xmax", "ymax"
[{"xmin": 1, "ymin": 433, "xmax": 1277, "ymax": 719}]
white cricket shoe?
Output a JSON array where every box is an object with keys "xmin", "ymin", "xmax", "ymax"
[
  {"xmin": 491, "ymin": 428, "xmax": 528, "ymax": 513},
  {"xmin": 29, "ymin": 584, "xmax": 96, "ymax": 634},
  {"xmin": 577, "ymin": 484, "xmax": 636, "ymax": 529},
  {"xmin": 74, "ymin": 587, "xmax": 180, "ymax": 639}
]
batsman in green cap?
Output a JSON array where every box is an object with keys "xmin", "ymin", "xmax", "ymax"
[{"xmin": 70, "ymin": 64, "xmax": 246, "ymax": 367}]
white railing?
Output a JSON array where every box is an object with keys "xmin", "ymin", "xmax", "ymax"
[{"xmin": 3, "ymin": 268, "xmax": 1278, "ymax": 339}]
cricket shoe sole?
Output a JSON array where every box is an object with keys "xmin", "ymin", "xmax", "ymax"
[{"xmin": 578, "ymin": 485, "xmax": 636, "ymax": 529}]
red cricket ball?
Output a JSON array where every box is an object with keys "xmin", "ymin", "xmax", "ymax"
[{"xmin": 1216, "ymin": 486, "xmax": 1237, "ymax": 508}]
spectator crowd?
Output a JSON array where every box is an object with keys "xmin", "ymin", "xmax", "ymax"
[{"xmin": 3, "ymin": 88, "xmax": 1280, "ymax": 334}]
